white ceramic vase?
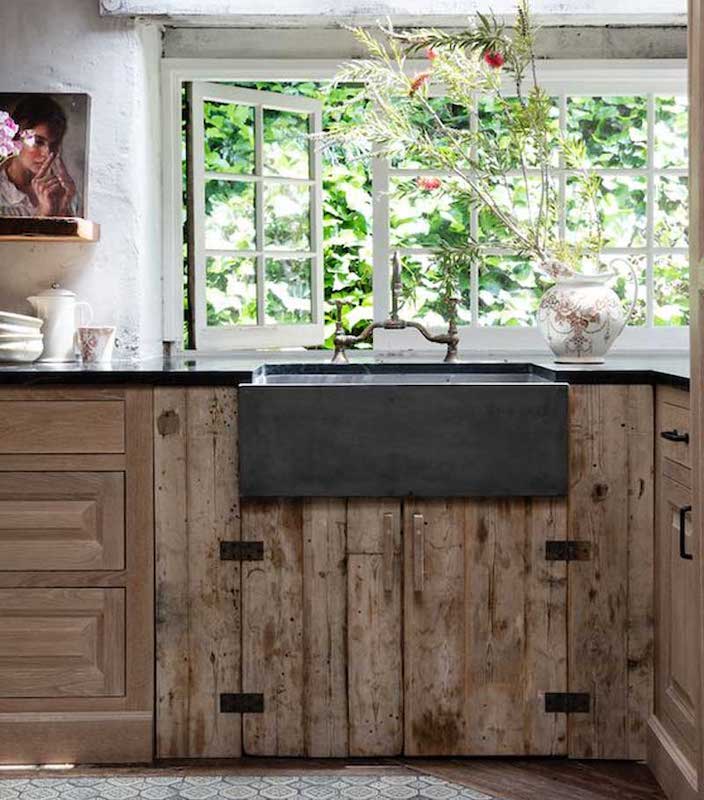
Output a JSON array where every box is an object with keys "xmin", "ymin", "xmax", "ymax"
[{"xmin": 536, "ymin": 260, "xmax": 638, "ymax": 363}]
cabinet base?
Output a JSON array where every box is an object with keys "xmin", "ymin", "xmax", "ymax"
[
  {"xmin": 0, "ymin": 711, "xmax": 153, "ymax": 765},
  {"xmin": 647, "ymin": 715, "xmax": 698, "ymax": 800}
]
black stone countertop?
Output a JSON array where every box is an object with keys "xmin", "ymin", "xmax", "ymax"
[{"xmin": 0, "ymin": 351, "xmax": 690, "ymax": 389}]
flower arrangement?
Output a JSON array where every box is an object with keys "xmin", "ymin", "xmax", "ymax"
[
  {"xmin": 0, "ymin": 110, "xmax": 34, "ymax": 164},
  {"xmin": 322, "ymin": 0, "xmax": 604, "ymax": 292}
]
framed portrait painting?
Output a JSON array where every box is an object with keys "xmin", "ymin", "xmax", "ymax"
[{"xmin": 0, "ymin": 92, "xmax": 90, "ymax": 219}]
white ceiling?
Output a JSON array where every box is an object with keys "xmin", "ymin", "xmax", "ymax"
[{"xmin": 99, "ymin": 0, "xmax": 687, "ymax": 26}]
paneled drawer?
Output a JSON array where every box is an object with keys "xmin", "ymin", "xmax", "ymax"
[
  {"xmin": 0, "ymin": 472, "xmax": 125, "ymax": 571},
  {"xmin": 0, "ymin": 588, "xmax": 125, "ymax": 698},
  {"xmin": 0, "ymin": 400, "xmax": 124, "ymax": 454},
  {"xmin": 659, "ymin": 401, "xmax": 691, "ymax": 470}
]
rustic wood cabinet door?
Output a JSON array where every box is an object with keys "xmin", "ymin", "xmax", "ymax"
[
  {"xmin": 652, "ymin": 472, "xmax": 699, "ymax": 797},
  {"xmin": 403, "ymin": 497, "xmax": 568, "ymax": 756}
]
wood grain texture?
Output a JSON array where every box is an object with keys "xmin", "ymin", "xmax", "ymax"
[
  {"xmin": 0, "ymin": 387, "xmax": 154, "ymax": 764},
  {"xmin": 0, "ymin": 588, "xmax": 125, "ymax": 698},
  {"xmin": 567, "ymin": 385, "xmax": 654, "ymax": 760},
  {"xmin": 404, "ymin": 497, "xmax": 567, "ymax": 757},
  {"xmin": 0, "ymin": 471, "xmax": 124, "ymax": 571},
  {"xmin": 154, "ymin": 387, "xmax": 240, "ymax": 758},
  {"xmin": 0, "ymin": 400, "xmax": 125, "ymax": 454},
  {"xmin": 347, "ymin": 499, "xmax": 402, "ymax": 756},
  {"xmin": 242, "ymin": 498, "xmax": 305, "ymax": 756},
  {"xmin": 302, "ymin": 498, "xmax": 348, "ymax": 757}
]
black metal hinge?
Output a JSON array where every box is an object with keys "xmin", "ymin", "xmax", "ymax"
[
  {"xmin": 220, "ymin": 693, "xmax": 264, "ymax": 713},
  {"xmin": 545, "ymin": 540, "xmax": 592, "ymax": 562},
  {"xmin": 545, "ymin": 692, "xmax": 591, "ymax": 714},
  {"xmin": 220, "ymin": 541, "xmax": 264, "ymax": 561}
]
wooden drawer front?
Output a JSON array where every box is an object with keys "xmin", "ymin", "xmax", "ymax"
[
  {"xmin": 0, "ymin": 401, "xmax": 124, "ymax": 454},
  {"xmin": 0, "ymin": 472, "xmax": 124, "ymax": 571},
  {"xmin": 0, "ymin": 588, "xmax": 125, "ymax": 698},
  {"xmin": 659, "ymin": 402, "xmax": 691, "ymax": 469}
]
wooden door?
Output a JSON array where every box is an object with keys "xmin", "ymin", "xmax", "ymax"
[
  {"xmin": 403, "ymin": 497, "xmax": 567, "ymax": 756},
  {"xmin": 652, "ymin": 471, "xmax": 699, "ymax": 796},
  {"xmin": 240, "ymin": 497, "xmax": 404, "ymax": 757}
]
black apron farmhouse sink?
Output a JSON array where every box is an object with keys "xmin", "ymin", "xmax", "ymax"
[{"xmin": 239, "ymin": 364, "xmax": 568, "ymax": 497}]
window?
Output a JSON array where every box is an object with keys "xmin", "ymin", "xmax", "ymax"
[
  {"xmin": 163, "ymin": 61, "xmax": 688, "ymax": 353},
  {"xmin": 187, "ymin": 83, "xmax": 324, "ymax": 349}
]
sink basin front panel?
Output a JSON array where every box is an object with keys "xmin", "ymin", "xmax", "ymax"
[{"xmin": 239, "ymin": 384, "xmax": 568, "ymax": 497}]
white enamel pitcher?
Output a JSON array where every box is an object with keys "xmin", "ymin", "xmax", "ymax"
[{"xmin": 27, "ymin": 283, "xmax": 93, "ymax": 362}]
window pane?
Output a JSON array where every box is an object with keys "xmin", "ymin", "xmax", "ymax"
[
  {"xmin": 654, "ymin": 254, "xmax": 689, "ymax": 326},
  {"xmin": 390, "ymin": 178, "xmax": 468, "ymax": 249},
  {"xmin": 478, "ymin": 255, "xmax": 542, "ymax": 326},
  {"xmin": 655, "ymin": 175, "xmax": 688, "ymax": 247},
  {"xmin": 601, "ymin": 255, "xmax": 646, "ymax": 327},
  {"xmin": 567, "ymin": 96, "xmax": 647, "ymax": 168},
  {"xmin": 265, "ymin": 257, "xmax": 313, "ymax": 324},
  {"xmin": 478, "ymin": 176, "xmax": 555, "ymax": 246},
  {"xmin": 478, "ymin": 96, "xmax": 559, "ymax": 169},
  {"xmin": 395, "ymin": 253, "xmax": 472, "ymax": 325},
  {"xmin": 655, "ymin": 96, "xmax": 688, "ymax": 169},
  {"xmin": 204, "ymin": 180, "xmax": 255, "ymax": 250},
  {"xmin": 392, "ymin": 98, "xmax": 470, "ymax": 169},
  {"xmin": 206, "ymin": 256, "xmax": 258, "ymax": 326},
  {"xmin": 203, "ymin": 100, "xmax": 255, "ymax": 175},
  {"xmin": 264, "ymin": 182, "xmax": 311, "ymax": 250},
  {"xmin": 263, "ymin": 108, "xmax": 310, "ymax": 179},
  {"xmin": 566, "ymin": 175, "xmax": 646, "ymax": 247}
]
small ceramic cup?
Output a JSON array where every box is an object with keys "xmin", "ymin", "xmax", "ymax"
[{"xmin": 78, "ymin": 325, "xmax": 116, "ymax": 363}]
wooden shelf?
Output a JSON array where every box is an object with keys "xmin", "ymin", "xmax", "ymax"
[{"xmin": 0, "ymin": 216, "xmax": 100, "ymax": 242}]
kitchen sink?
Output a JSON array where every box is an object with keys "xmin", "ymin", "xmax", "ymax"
[{"xmin": 239, "ymin": 364, "xmax": 568, "ymax": 498}]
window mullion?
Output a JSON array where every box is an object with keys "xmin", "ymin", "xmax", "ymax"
[
  {"xmin": 255, "ymin": 104, "xmax": 265, "ymax": 326},
  {"xmin": 372, "ymin": 143, "xmax": 391, "ymax": 324},
  {"xmin": 559, "ymin": 94, "xmax": 567, "ymax": 244},
  {"xmin": 470, "ymin": 96, "xmax": 479, "ymax": 328},
  {"xmin": 646, "ymin": 93, "xmax": 656, "ymax": 327}
]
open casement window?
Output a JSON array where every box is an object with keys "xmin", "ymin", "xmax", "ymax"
[{"xmin": 188, "ymin": 83, "xmax": 324, "ymax": 349}]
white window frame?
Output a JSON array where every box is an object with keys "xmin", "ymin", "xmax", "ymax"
[{"xmin": 162, "ymin": 58, "xmax": 688, "ymax": 354}]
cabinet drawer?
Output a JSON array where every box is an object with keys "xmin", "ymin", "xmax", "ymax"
[
  {"xmin": 0, "ymin": 472, "xmax": 124, "ymax": 571},
  {"xmin": 0, "ymin": 588, "xmax": 125, "ymax": 698},
  {"xmin": 0, "ymin": 401, "xmax": 124, "ymax": 454},
  {"xmin": 659, "ymin": 402, "xmax": 690, "ymax": 470}
]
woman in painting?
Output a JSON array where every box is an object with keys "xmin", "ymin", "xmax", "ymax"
[{"xmin": 0, "ymin": 95, "xmax": 76, "ymax": 217}]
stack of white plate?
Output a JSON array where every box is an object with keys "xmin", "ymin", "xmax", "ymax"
[{"xmin": 0, "ymin": 311, "xmax": 44, "ymax": 362}]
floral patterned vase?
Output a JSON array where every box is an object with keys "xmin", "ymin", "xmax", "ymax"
[{"xmin": 536, "ymin": 261, "xmax": 638, "ymax": 363}]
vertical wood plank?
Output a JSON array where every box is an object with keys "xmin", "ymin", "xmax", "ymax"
[
  {"xmin": 464, "ymin": 498, "xmax": 567, "ymax": 756},
  {"xmin": 404, "ymin": 498, "xmax": 466, "ymax": 756},
  {"xmin": 567, "ymin": 384, "xmax": 654, "ymax": 759},
  {"xmin": 154, "ymin": 387, "xmax": 241, "ymax": 758},
  {"xmin": 242, "ymin": 498, "xmax": 304, "ymax": 756},
  {"xmin": 302, "ymin": 498, "xmax": 348, "ymax": 757},
  {"xmin": 347, "ymin": 499, "xmax": 402, "ymax": 756}
]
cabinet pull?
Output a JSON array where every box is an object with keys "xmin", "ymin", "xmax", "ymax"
[
  {"xmin": 679, "ymin": 505, "xmax": 693, "ymax": 561},
  {"xmin": 382, "ymin": 512, "xmax": 394, "ymax": 593},
  {"xmin": 413, "ymin": 513, "xmax": 425, "ymax": 593},
  {"xmin": 661, "ymin": 429, "xmax": 690, "ymax": 443}
]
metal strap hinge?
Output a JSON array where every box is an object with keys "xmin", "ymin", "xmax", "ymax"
[
  {"xmin": 220, "ymin": 541, "xmax": 264, "ymax": 561},
  {"xmin": 545, "ymin": 692, "xmax": 591, "ymax": 714},
  {"xmin": 545, "ymin": 540, "xmax": 591, "ymax": 562},
  {"xmin": 220, "ymin": 693, "xmax": 264, "ymax": 713}
]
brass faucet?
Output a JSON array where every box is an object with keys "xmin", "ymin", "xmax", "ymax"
[{"xmin": 331, "ymin": 251, "xmax": 460, "ymax": 364}]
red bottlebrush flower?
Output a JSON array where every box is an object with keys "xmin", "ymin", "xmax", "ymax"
[
  {"xmin": 425, "ymin": 46, "xmax": 438, "ymax": 61},
  {"xmin": 483, "ymin": 51, "xmax": 505, "ymax": 69},
  {"xmin": 409, "ymin": 71, "xmax": 431, "ymax": 96},
  {"xmin": 416, "ymin": 176, "xmax": 442, "ymax": 192}
]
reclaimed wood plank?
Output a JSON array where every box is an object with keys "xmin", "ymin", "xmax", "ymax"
[
  {"xmin": 302, "ymin": 498, "xmax": 349, "ymax": 757},
  {"xmin": 242, "ymin": 498, "xmax": 305, "ymax": 756},
  {"xmin": 567, "ymin": 384, "xmax": 654, "ymax": 759},
  {"xmin": 154, "ymin": 387, "xmax": 241, "ymax": 758},
  {"xmin": 403, "ymin": 498, "xmax": 466, "ymax": 756},
  {"xmin": 464, "ymin": 498, "xmax": 568, "ymax": 755},
  {"xmin": 347, "ymin": 499, "xmax": 402, "ymax": 756}
]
